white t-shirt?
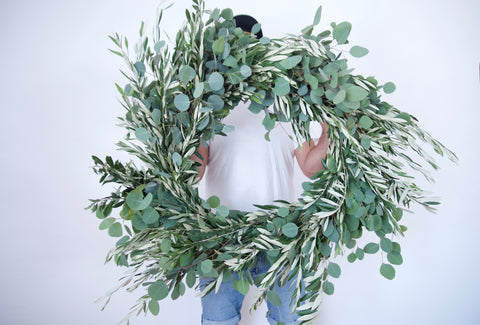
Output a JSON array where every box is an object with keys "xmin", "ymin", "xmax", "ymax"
[{"xmin": 205, "ymin": 101, "xmax": 299, "ymax": 211}]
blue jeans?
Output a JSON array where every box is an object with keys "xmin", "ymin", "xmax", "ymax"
[{"xmin": 200, "ymin": 255, "xmax": 302, "ymax": 325}]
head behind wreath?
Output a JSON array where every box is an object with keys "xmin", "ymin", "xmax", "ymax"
[{"xmin": 233, "ymin": 14, "xmax": 263, "ymax": 39}]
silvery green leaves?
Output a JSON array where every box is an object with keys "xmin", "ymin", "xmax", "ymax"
[
  {"xmin": 88, "ymin": 0, "xmax": 459, "ymax": 323},
  {"xmin": 179, "ymin": 65, "xmax": 196, "ymax": 84},
  {"xmin": 332, "ymin": 21, "xmax": 352, "ymax": 44}
]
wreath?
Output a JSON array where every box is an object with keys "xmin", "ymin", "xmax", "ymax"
[{"xmin": 87, "ymin": 0, "xmax": 458, "ymax": 323}]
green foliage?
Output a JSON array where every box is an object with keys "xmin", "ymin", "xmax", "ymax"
[
  {"xmin": 350, "ymin": 46, "xmax": 369, "ymax": 58},
  {"xmin": 383, "ymin": 82, "xmax": 396, "ymax": 94},
  {"xmin": 332, "ymin": 22, "xmax": 352, "ymax": 44},
  {"xmin": 148, "ymin": 281, "xmax": 170, "ymax": 300},
  {"xmin": 88, "ymin": 1, "xmax": 458, "ymax": 323},
  {"xmin": 380, "ymin": 263, "xmax": 396, "ymax": 280}
]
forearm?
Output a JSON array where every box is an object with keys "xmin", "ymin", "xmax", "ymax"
[{"xmin": 302, "ymin": 135, "xmax": 329, "ymax": 178}]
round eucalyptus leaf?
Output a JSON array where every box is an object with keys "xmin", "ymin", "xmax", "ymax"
[
  {"xmin": 380, "ymin": 263, "xmax": 396, "ymax": 280},
  {"xmin": 99, "ymin": 217, "xmax": 115, "ymax": 230},
  {"xmin": 108, "ymin": 222, "xmax": 123, "ymax": 237},
  {"xmin": 186, "ymin": 270, "xmax": 196, "ymax": 288},
  {"xmin": 273, "ymin": 77, "xmax": 290, "ymax": 96},
  {"xmin": 216, "ymin": 205, "xmax": 230, "ymax": 217},
  {"xmin": 332, "ymin": 21, "xmax": 352, "ymax": 44},
  {"xmin": 148, "ymin": 281, "xmax": 170, "ymax": 301},
  {"xmin": 135, "ymin": 127, "xmax": 150, "ymax": 142},
  {"xmin": 387, "ymin": 252, "xmax": 403, "ymax": 265},
  {"xmin": 327, "ymin": 262, "xmax": 341, "ymax": 278},
  {"xmin": 262, "ymin": 115, "xmax": 276, "ymax": 131},
  {"xmin": 280, "ymin": 55, "xmax": 302, "ymax": 70},
  {"xmin": 277, "ymin": 207, "xmax": 289, "ymax": 217},
  {"xmin": 347, "ymin": 252, "xmax": 357, "ymax": 263},
  {"xmin": 355, "ymin": 247, "xmax": 365, "ymax": 260},
  {"xmin": 174, "ymin": 93, "xmax": 190, "ymax": 111},
  {"xmin": 207, "ymin": 94, "xmax": 224, "ymax": 111},
  {"xmin": 323, "ymin": 280, "xmax": 335, "ymax": 295},
  {"xmin": 350, "ymin": 46, "xmax": 369, "ymax": 58},
  {"xmin": 207, "ymin": 195, "xmax": 220, "ymax": 208},
  {"xmin": 260, "ymin": 37, "xmax": 270, "ymax": 44},
  {"xmin": 208, "ymin": 72, "xmax": 224, "ymax": 91},
  {"xmin": 212, "ymin": 36, "xmax": 225, "ymax": 55},
  {"xmin": 161, "ymin": 238, "xmax": 172, "ymax": 252},
  {"xmin": 133, "ymin": 61, "xmax": 146, "ymax": 76},
  {"xmin": 240, "ymin": 65, "xmax": 252, "ymax": 78},
  {"xmin": 172, "ymin": 152, "xmax": 182, "ymax": 167},
  {"xmin": 148, "ymin": 300, "xmax": 160, "ymax": 316},
  {"xmin": 142, "ymin": 206, "xmax": 160, "ymax": 224},
  {"xmin": 251, "ymin": 23, "xmax": 262, "ymax": 36},
  {"xmin": 380, "ymin": 237, "xmax": 393, "ymax": 253},
  {"xmin": 364, "ymin": 242, "xmax": 379, "ymax": 254},
  {"xmin": 126, "ymin": 191, "xmax": 152, "ymax": 211},
  {"xmin": 220, "ymin": 8, "xmax": 233, "ymax": 20},
  {"xmin": 179, "ymin": 65, "xmax": 196, "ymax": 84},
  {"xmin": 383, "ymin": 82, "xmax": 396, "ymax": 94},
  {"xmin": 282, "ymin": 222, "xmax": 299, "ymax": 238},
  {"xmin": 152, "ymin": 109, "xmax": 162, "ymax": 125},
  {"xmin": 248, "ymin": 101, "xmax": 263, "ymax": 114},
  {"xmin": 200, "ymin": 259, "xmax": 213, "ymax": 273},
  {"xmin": 346, "ymin": 86, "xmax": 368, "ymax": 102},
  {"xmin": 359, "ymin": 116, "xmax": 373, "ymax": 129},
  {"xmin": 361, "ymin": 135, "xmax": 371, "ymax": 150}
]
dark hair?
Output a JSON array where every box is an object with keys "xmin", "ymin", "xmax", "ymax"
[{"xmin": 233, "ymin": 14, "xmax": 263, "ymax": 38}]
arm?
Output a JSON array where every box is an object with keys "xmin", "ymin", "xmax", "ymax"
[
  {"xmin": 294, "ymin": 121, "xmax": 329, "ymax": 178},
  {"xmin": 191, "ymin": 142, "xmax": 209, "ymax": 180}
]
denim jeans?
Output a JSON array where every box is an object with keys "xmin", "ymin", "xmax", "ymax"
[{"xmin": 199, "ymin": 255, "xmax": 302, "ymax": 325}]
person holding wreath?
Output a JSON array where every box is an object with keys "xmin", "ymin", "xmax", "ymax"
[{"xmin": 194, "ymin": 14, "xmax": 330, "ymax": 325}]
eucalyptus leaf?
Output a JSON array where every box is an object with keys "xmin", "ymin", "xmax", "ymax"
[
  {"xmin": 350, "ymin": 46, "xmax": 369, "ymax": 58},
  {"xmin": 141, "ymin": 206, "xmax": 159, "ymax": 224},
  {"xmin": 208, "ymin": 72, "xmax": 224, "ymax": 91},
  {"xmin": 327, "ymin": 262, "xmax": 341, "ymax": 278},
  {"xmin": 273, "ymin": 78, "xmax": 290, "ymax": 96},
  {"xmin": 332, "ymin": 21, "xmax": 352, "ymax": 44},
  {"xmin": 148, "ymin": 281, "xmax": 170, "ymax": 301},
  {"xmin": 99, "ymin": 218, "xmax": 115, "ymax": 230},
  {"xmin": 364, "ymin": 243, "xmax": 379, "ymax": 254},
  {"xmin": 346, "ymin": 86, "xmax": 368, "ymax": 102},
  {"xmin": 172, "ymin": 152, "xmax": 182, "ymax": 167},
  {"xmin": 135, "ymin": 127, "xmax": 150, "ymax": 142},
  {"xmin": 380, "ymin": 263, "xmax": 395, "ymax": 280},
  {"xmin": 282, "ymin": 223, "xmax": 299, "ymax": 238},
  {"xmin": 240, "ymin": 65, "xmax": 252, "ymax": 78},
  {"xmin": 179, "ymin": 65, "xmax": 196, "ymax": 84},
  {"xmin": 383, "ymin": 82, "xmax": 396, "ymax": 94},
  {"xmin": 174, "ymin": 93, "xmax": 190, "ymax": 111},
  {"xmin": 280, "ymin": 55, "xmax": 302, "ymax": 70},
  {"xmin": 108, "ymin": 223, "xmax": 123, "ymax": 237},
  {"xmin": 148, "ymin": 300, "xmax": 160, "ymax": 316},
  {"xmin": 359, "ymin": 116, "xmax": 373, "ymax": 129},
  {"xmin": 207, "ymin": 196, "xmax": 220, "ymax": 209}
]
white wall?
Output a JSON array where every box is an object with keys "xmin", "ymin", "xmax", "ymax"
[{"xmin": 0, "ymin": 0, "xmax": 478, "ymax": 324}]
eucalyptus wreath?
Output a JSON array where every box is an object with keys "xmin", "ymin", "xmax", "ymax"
[{"xmin": 87, "ymin": 0, "xmax": 458, "ymax": 323}]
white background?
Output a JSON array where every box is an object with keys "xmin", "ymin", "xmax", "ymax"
[{"xmin": 1, "ymin": 0, "xmax": 479, "ymax": 324}]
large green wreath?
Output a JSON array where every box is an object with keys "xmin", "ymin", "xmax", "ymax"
[{"xmin": 87, "ymin": 0, "xmax": 458, "ymax": 323}]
